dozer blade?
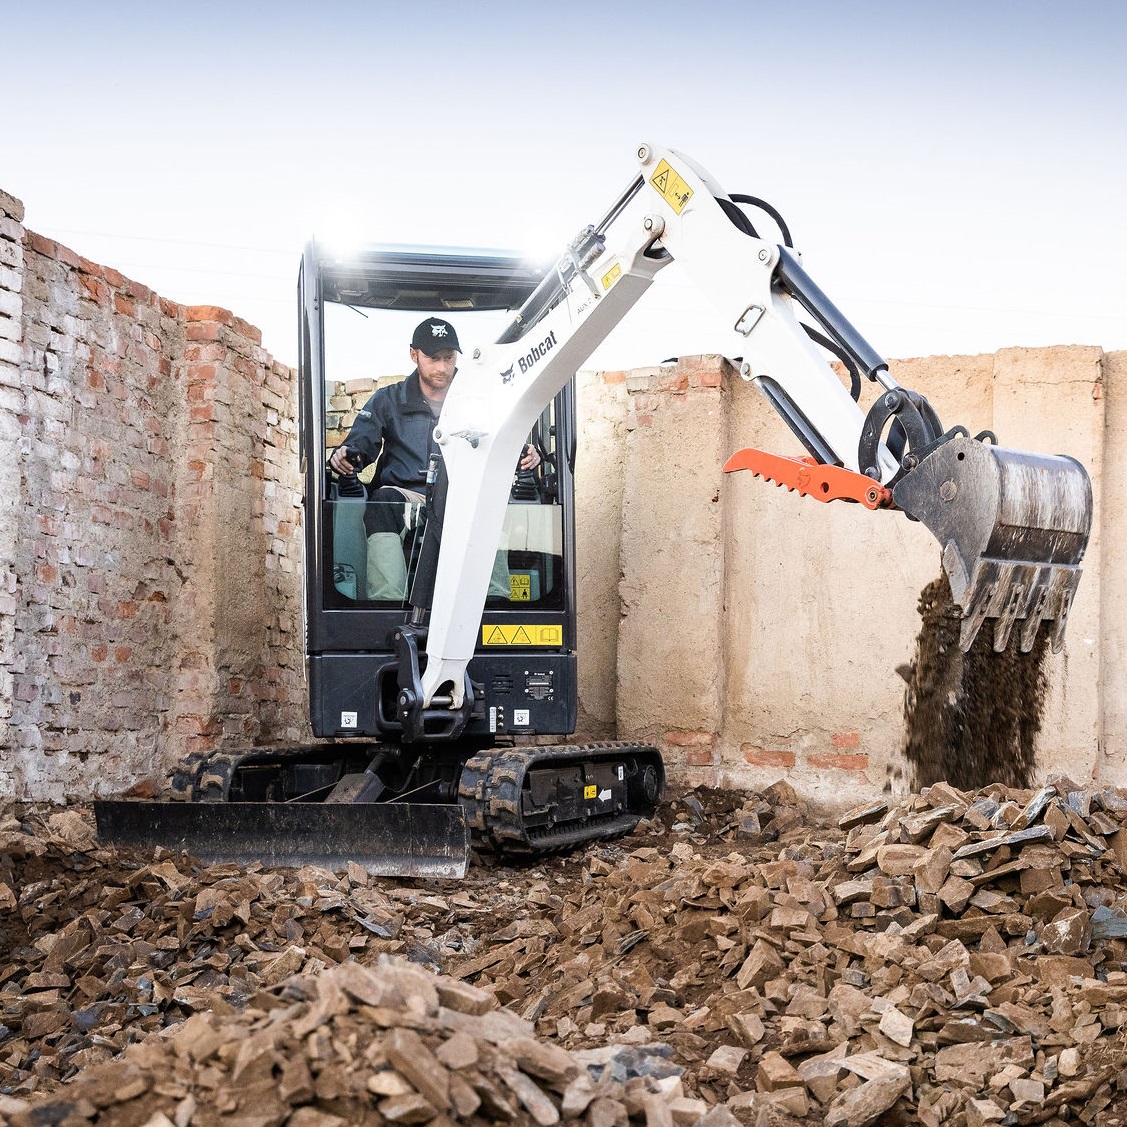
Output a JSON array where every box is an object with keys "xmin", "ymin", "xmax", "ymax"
[
  {"xmin": 94, "ymin": 800, "xmax": 470, "ymax": 879},
  {"xmin": 891, "ymin": 435, "xmax": 1092, "ymax": 653}
]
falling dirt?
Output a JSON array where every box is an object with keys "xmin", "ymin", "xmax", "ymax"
[{"xmin": 902, "ymin": 571, "xmax": 1049, "ymax": 791}]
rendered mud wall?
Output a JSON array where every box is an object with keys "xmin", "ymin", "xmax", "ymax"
[
  {"xmin": 576, "ymin": 348, "xmax": 1111, "ymax": 806},
  {"xmin": 0, "ymin": 184, "xmax": 1120, "ymax": 806}
]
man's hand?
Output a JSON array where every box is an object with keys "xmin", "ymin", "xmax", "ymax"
[
  {"xmin": 329, "ymin": 445, "xmax": 357, "ymax": 475},
  {"xmin": 519, "ymin": 444, "xmax": 541, "ymax": 471}
]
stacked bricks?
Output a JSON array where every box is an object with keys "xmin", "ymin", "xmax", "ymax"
[
  {"xmin": 0, "ymin": 195, "xmax": 308, "ymax": 801},
  {"xmin": 324, "ymin": 374, "xmax": 405, "ymax": 453},
  {"xmin": 171, "ymin": 307, "xmax": 307, "ymax": 761},
  {"xmin": 0, "ymin": 190, "xmax": 25, "ymax": 792},
  {"xmin": 12, "ymin": 225, "xmax": 185, "ymax": 798}
]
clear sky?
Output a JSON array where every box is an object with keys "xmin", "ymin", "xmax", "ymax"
[{"xmin": 4, "ymin": 1, "xmax": 1125, "ymax": 376}]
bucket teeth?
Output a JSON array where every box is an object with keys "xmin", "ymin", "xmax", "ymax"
[
  {"xmin": 893, "ymin": 435, "xmax": 1092, "ymax": 652},
  {"xmin": 954, "ymin": 559, "xmax": 1082, "ymax": 654}
]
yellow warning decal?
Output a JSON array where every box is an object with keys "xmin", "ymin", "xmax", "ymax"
[
  {"xmin": 584, "ymin": 784, "xmax": 598, "ymax": 800},
  {"xmin": 601, "ymin": 262, "xmax": 622, "ymax": 291},
  {"xmin": 510, "ymin": 574, "xmax": 531, "ymax": 601},
  {"xmin": 649, "ymin": 159, "xmax": 693, "ymax": 214},
  {"xmin": 481, "ymin": 624, "xmax": 564, "ymax": 647}
]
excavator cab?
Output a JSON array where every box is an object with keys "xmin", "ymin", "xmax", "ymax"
[{"xmin": 300, "ymin": 243, "xmax": 579, "ymax": 743}]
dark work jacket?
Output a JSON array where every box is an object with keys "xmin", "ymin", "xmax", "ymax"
[{"xmin": 343, "ymin": 371, "xmax": 442, "ymax": 492}]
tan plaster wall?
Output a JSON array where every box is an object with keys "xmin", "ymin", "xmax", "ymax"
[
  {"xmin": 574, "ymin": 370, "xmax": 630, "ymax": 740},
  {"xmin": 575, "ymin": 347, "xmax": 1114, "ymax": 810},
  {"xmin": 1100, "ymin": 350, "xmax": 1127, "ymax": 778}
]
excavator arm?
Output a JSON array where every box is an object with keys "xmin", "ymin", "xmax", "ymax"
[{"xmin": 409, "ymin": 142, "xmax": 1091, "ymax": 722}]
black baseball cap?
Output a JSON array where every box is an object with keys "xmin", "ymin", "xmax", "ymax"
[{"xmin": 411, "ymin": 316, "xmax": 461, "ymax": 356}]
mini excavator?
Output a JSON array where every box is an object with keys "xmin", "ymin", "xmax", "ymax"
[{"xmin": 95, "ymin": 144, "xmax": 1092, "ymax": 876}]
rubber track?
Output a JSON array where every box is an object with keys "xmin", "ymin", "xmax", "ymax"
[
  {"xmin": 168, "ymin": 745, "xmax": 347, "ymax": 803},
  {"xmin": 457, "ymin": 741, "xmax": 664, "ymax": 855},
  {"xmin": 167, "ymin": 741, "xmax": 664, "ymax": 859}
]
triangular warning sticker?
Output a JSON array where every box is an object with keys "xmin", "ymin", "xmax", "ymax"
[
  {"xmin": 653, "ymin": 169, "xmax": 669, "ymax": 192},
  {"xmin": 511, "ymin": 627, "xmax": 533, "ymax": 645},
  {"xmin": 485, "ymin": 626, "xmax": 508, "ymax": 645}
]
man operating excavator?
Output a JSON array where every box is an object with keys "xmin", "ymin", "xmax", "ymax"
[{"xmin": 328, "ymin": 316, "xmax": 540, "ymax": 600}]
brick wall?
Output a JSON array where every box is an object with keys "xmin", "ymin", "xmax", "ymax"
[
  {"xmin": 0, "ymin": 192, "xmax": 306, "ymax": 800},
  {"xmin": 0, "ymin": 190, "xmax": 25, "ymax": 794}
]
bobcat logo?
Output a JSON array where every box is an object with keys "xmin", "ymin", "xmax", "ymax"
[
  {"xmin": 501, "ymin": 366, "xmax": 515, "ymax": 384},
  {"xmin": 431, "ymin": 324, "xmax": 449, "ymax": 339}
]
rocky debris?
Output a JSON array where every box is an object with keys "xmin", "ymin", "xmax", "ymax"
[
  {"xmin": 6, "ymin": 781, "xmax": 1127, "ymax": 1124},
  {"xmin": 0, "ymin": 957, "xmax": 702, "ymax": 1127}
]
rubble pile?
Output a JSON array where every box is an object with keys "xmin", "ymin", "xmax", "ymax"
[
  {"xmin": 4, "ymin": 781, "xmax": 1127, "ymax": 1125},
  {"xmin": 0, "ymin": 957, "xmax": 702, "ymax": 1127}
]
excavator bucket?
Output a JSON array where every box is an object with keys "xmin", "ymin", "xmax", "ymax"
[
  {"xmin": 890, "ymin": 435, "xmax": 1092, "ymax": 653},
  {"xmin": 93, "ymin": 799, "xmax": 470, "ymax": 879}
]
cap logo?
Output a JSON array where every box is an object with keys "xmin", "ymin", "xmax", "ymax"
[{"xmin": 432, "ymin": 324, "xmax": 449, "ymax": 338}]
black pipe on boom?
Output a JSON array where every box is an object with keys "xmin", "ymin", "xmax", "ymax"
[{"xmin": 775, "ymin": 247, "xmax": 889, "ymax": 384}]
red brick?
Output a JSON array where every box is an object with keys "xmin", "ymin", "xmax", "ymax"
[
  {"xmin": 78, "ymin": 274, "xmax": 110, "ymax": 304},
  {"xmin": 175, "ymin": 714, "xmax": 224, "ymax": 737},
  {"xmin": 185, "ymin": 342, "xmax": 225, "ymax": 363},
  {"xmin": 831, "ymin": 731, "xmax": 861, "ymax": 748},
  {"xmin": 601, "ymin": 370, "xmax": 627, "ymax": 384},
  {"xmin": 806, "ymin": 752, "xmax": 869, "ymax": 772},
  {"xmin": 690, "ymin": 367, "xmax": 724, "ymax": 388},
  {"xmin": 113, "ymin": 294, "xmax": 135, "ymax": 317},
  {"xmin": 685, "ymin": 747, "xmax": 715, "ymax": 766},
  {"xmin": 231, "ymin": 315, "xmax": 262, "ymax": 344},
  {"xmin": 124, "ymin": 278, "xmax": 151, "ymax": 302},
  {"xmin": 664, "ymin": 729, "xmax": 715, "ymax": 747},
  {"xmin": 54, "ymin": 241, "xmax": 84, "ymax": 269},
  {"xmin": 188, "ymin": 363, "xmax": 218, "ymax": 383},
  {"xmin": 655, "ymin": 371, "xmax": 689, "ymax": 393},
  {"xmin": 743, "ymin": 747, "xmax": 795, "ymax": 769},
  {"xmin": 24, "ymin": 231, "xmax": 58, "ymax": 257},
  {"xmin": 186, "ymin": 322, "xmax": 222, "ymax": 342},
  {"xmin": 185, "ymin": 304, "xmax": 234, "ymax": 325}
]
